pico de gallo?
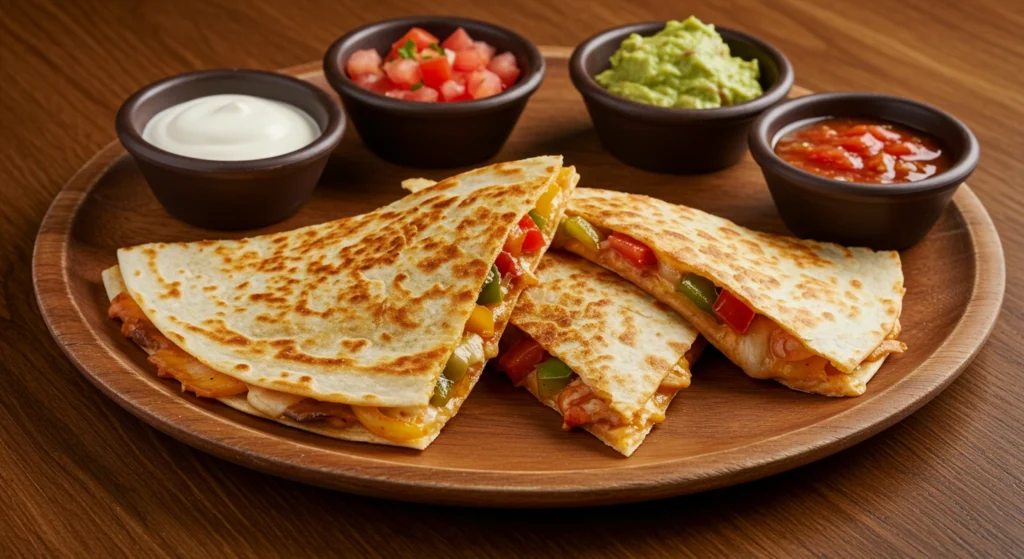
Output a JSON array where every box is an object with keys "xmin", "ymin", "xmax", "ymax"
[
  {"xmin": 774, "ymin": 117, "xmax": 950, "ymax": 184},
  {"xmin": 346, "ymin": 26, "xmax": 522, "ymax": 102}
]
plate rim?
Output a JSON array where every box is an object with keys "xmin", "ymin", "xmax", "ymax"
[{"xmin": 32, "ymin": 49, "xmax": 1006, "ymax": 507}]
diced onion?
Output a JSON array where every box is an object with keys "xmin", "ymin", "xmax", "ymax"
[
  {"xmin": 247, "ymin": 385, "xmax": 304, "ymax": 418},
  {"xmin": 658, "ymin": 261, "xmax": 682, "ymax": 284}
]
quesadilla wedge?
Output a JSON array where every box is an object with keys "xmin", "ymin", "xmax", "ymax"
[
  {"xmin": 554, "ymin": 189, "xmax": 906, "ymax": 397},
  {"xmin": 104, "ymin": 156, "xmax": 578, "ymax": 449},
  {"xmin": 495, "ymin": 253, "xmax": 705, "ymax": 456}
]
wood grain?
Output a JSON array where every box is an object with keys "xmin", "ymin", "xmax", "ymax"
[
  {"xmin": 2, "ymin": 0, "xmax": 1023, "ymax": 556},
  {"xmin": 29, "ymin": 56, "xmax": 1006, "ymax": 509}
]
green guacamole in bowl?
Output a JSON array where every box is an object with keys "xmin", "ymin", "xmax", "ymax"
[{"xmin": 595, "ymin": 17, "xmax": 764, "ymax": 109}]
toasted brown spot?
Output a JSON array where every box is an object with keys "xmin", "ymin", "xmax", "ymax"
[
  {"xmin": 235, "ymin": 364, "xmax": 250, "ymax": 371},
  {"xmin": 341, "ymin": 338, "xmax": 370, "ymax": 352}
]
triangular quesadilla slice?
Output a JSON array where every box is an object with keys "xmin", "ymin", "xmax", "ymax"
[
  {"xmin": 495, "ymin": 253, "xmax": 705, "ymax": 456},
  {"xmin": 554, "ymin": 188, "xmax": 905, "ymax": 397},
  {"xmin": 103, "ymin": 156, "xmax": 578, "ymax": 449}
]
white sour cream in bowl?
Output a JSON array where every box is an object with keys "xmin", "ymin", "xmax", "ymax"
[{"xmin": 142, "ymin": 94, "xmax": 320, "ymax": 161}]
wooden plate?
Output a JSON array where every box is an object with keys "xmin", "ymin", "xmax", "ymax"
[{"xmin": 33, "ymin": 48, "xmax": 1005, "ymax": 507}]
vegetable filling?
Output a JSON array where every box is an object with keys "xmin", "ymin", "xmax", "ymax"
[
  {"xmin": 553, "ymin": 215, "xmax": 906, "ymax": 383},
  {"xmin": 108, "ymin": 181, "xmax": 568, "ymax": 443},
  {"xmin": 497, "ymin": 334, "xmax": 700, "ymax": 431}
]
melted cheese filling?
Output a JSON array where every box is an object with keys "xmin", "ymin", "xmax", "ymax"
[
  {"xmin": 563, "ymin": 236, "xmax": 904, "ymax": 396},
  {"xmin": 107, "ymin": 180, "xmax": 572, "ymax": 443}
]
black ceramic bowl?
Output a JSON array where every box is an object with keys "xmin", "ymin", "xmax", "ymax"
[
  {"xmin": 116, "ymin": 69, "xmax": 345, "ymax": 230},
  {"xmin": 749, "ymin": 92, "xmax": 980, "ymax": 250},
  {"xmin": 569, "ymin": 21, "xmax": 793, "ymax": 174},
  {"xmin": 323, "ymin": 16, "xmax": 545, "ymax": 168}
]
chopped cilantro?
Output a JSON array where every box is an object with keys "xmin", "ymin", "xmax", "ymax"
[
  {"xmin": 397, "ymin": 40, "xmax": 416, "ymax": 60},
  {"xmin": 410, "ymin": 81, "xmax": 424, "ymax": 91},
  {"xmin": 429, "ymin": 43, "xmax": 445, "ymax": 54}
]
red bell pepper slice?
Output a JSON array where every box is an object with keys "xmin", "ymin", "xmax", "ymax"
[
  {"xmin": 498, "ymin": 337, "xmax": 547, "ymax": 385},
  {"xmin": 608, "ymin": 232, "xmax": 657, "ymax": 268},
  {"xmin": 712, "ymin": 290, "xmax": 756, "ymax": 334},
  {"xmin": 516, "ymin": 215, "xmax": 545, "ymax": 254},
  {"xmin": 494, "ymin": 251, "xmax": 522, "ymax": 278}
]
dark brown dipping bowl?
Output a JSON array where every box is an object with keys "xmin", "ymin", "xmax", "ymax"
[
  {"xmin": 323, "ymin": 16, "xmax": 544, "ymax": 168},
  {"xmin": 749, "ymin": 92, "xmax": 980, "ymax": 250},
  {"xmin": 116, "ymin": 69, "xmax": 345, "ymax": 230},
  {"xmin": 569, "ymin": 22, "xmax": 793, "ymax": 174}
]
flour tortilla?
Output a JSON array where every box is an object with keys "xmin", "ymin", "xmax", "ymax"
[
  {"xmin": 509, "ymin": 253, "xmax": 702, "ymax": 456},
  {"xmin": 563, "ymin": 188, "xmax": 905, "ymax": 396},
  {"xmin": 117, "ymin": 156, "xmax": 568, "ymax": 409},
  {"xmin": 102, "ymin": 266, "xmax": 452, "ymax": 449}
]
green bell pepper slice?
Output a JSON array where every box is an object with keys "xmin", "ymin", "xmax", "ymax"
[
  {"xmin": 560, "ymin": 216, "xmax": 602, "ymax": 253},
  {"xmin": 442, "ymin": 335, "xmax": 485, "ymax": 382},
  {"xmin": 477, "ymin": 264, "xmax": 502, "ymax": 305},
  {"xmin": 430, "ymin": 376, "xmax": 455, "ymax": 407},
  {"xmin": 528, "ymin": 210, "xmax": 547, "ymax": 230},
  {"xmin": 536, "ymin": 357, "xmax": 574, "ymax": 400},
  {"xmin": 677, "ymin": 272, "xmax": 718, "ymax": 314}
]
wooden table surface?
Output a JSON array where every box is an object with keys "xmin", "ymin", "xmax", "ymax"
[{"xmin": 2, "ymin": 0, "xmax": 1021, "ymax": 556}]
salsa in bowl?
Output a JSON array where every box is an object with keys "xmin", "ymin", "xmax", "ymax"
[
  {"xmin": 323, "ymin": 16, "xmax": 544, "ymax": 168},
  {"xmin": 749, "ymin": 92, "xmax": 979, "ymax": 250}
]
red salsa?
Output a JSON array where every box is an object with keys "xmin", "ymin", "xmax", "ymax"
[{"xmin": 774, "ymin": 117, "xmax": 950, "ymax": 184}]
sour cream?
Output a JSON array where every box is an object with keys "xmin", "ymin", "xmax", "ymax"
[{"xmin": 142, "ymin": 94, "xmax": 320, "ymax": 161}]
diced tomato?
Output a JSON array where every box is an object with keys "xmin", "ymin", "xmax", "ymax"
[
  {"xmin": 473, "ymin": 41, "xmax": 496, "ymax": 63},
  {"xmin": 346, "ymin": 49, "xmax": 383, "ymax": 78},
  {"xmin": 385, "ymin": 89, "xmax": 412, "ymax": 100},
  {"xmin": 868, "ymin": 125, "xmax": 902, "ymax": 142},
  {"xmin": 498, "ymin": 338, "xmax": 547, "ymax": 385},
  {"xmin": 884, "ymin": 142, "xmax": 918, "ymax": 156},
  {"xmin": 607, "ymin": 232, "xmax": 657, "ymax": 268},
  {"xmin": 841, "ymin": 124, "xmax": 869, "ymax": 136},
  {"xmin": 439, "ymin": 79, "xmax": 466, "ymax": 101},
  {"xmin": 807, "ymin": 146, "xmax": 862, "ymax": 170},
  {"xmin": 407, "ymin": 86, "xmax": 439, "ymax": 102},
  {"xmin": 487, "ymin": 52, "xmax": 521, "ymax": 87},
  {"xmin": 453, "ymin": 48, "xmax": 485, "ymax": 72},
  {"xmin": 392, "ymin": 27, "xmax": 439, "ymax": 51},
  {"xmin": 354, "ymin": 73, "xmax": 395, "ymax": 94},
  {"xmin": 467, "ymin": 69, "xmax": 503, "ymax": 99},
  {"xmin": 418, "ymin": 56, "xmax": 452, "ymax": 88},
  {"xmin": 442, "ymin": 27, "xmax": 474, "ymax": 51},
  {"xmin": 839, "ymin": 132, "xmax": 883, "ymax": 155},
  {"xmin": 384, "ymin": 59, "xmax": 421, "ymax": 87},
  {"xmin": 712, "ymin": 290, "xmax": 756, "ymax": 334},
  {"xmin": 494, "ymin": 251, "xmax": 522, "ymax": 278}
]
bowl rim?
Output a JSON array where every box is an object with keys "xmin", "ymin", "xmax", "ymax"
[
  {"xmin": 322, "ymin": 15, "xmax": 545, "ymax": 115},
  {"xmin": 748, "ymin": 91, "xmax": 981, "ymax": 196},
  {"xmin": 115, "ymin": 68, "xmax": 346, "ymax": 174},
  {"xmin": 568, "ymin": 20, "xmax": 794, "ymax": 122}
]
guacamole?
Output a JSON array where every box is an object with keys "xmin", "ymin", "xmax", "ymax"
[{"xmin": 595, "ymin": 17, "xmax": 764, "ymax": 109}]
